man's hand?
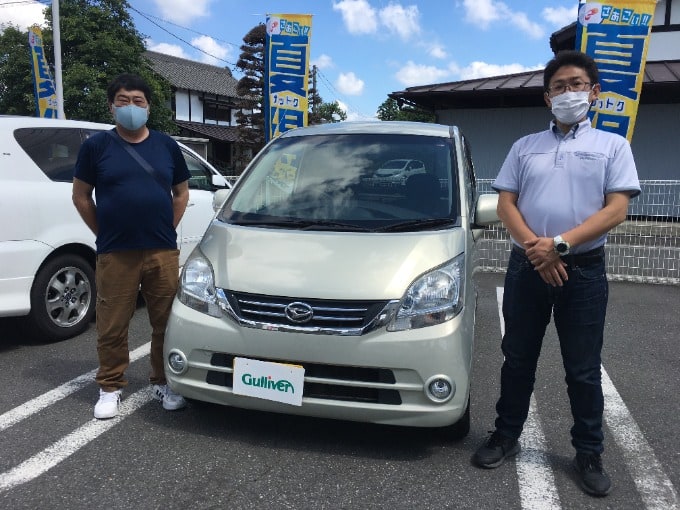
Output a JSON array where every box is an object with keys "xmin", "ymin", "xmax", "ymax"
[{"xmin": 525, "ymin": 237, "xmax": 568, "ymax": 286}]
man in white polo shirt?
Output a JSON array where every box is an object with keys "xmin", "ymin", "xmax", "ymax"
[{"xmin": 471, "ymin": 50, "xmax": 641, "ymax": 498}]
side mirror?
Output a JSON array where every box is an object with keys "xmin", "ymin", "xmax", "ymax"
[
  {"xmin": 474, "ymin": 193, "xmax": 500, "ymax": 227},
  {"xmin": 212, "ymin": 174, "xmax": 228, "ymax": 187},
  {"xmin": 213, "ymin": 188, "xmax": 231, "ymax": 212}
]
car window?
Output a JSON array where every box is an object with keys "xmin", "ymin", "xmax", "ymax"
[
  {"xmin": 223, "ymin": 133, "xmax": 459, "ymax": 229},
  {"xmin": 183, "ymin": 150, "xmax": 219, "ymax": 191},
  {"xmin": 14, "ymin": 127, "xmax": 85, "ymax": 182}
]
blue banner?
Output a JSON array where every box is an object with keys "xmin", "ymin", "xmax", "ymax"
[
  {"xmin": 264, "ymin": 14, "xmax": 312, "ymax": 142},
  {"xmin": 576, "ymin": 1, "xmax": 656, "ymax": 141}
]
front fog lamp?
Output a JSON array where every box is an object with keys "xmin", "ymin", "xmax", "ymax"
[
  {"xmin": 167, "ymin": 350, "xmax": 188, "ymax": 374},
  {"xmin": 425, "ymin": 376, "xmax": 455, "ymax": 403}
]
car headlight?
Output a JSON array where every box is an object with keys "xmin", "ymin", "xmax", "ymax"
[
  {"xmin": 178, "ymin": 248, "xmax": 223, "ymax": 317},
  {"xmin": 387, "ymin": 254, "xmax": 465, "ymax": 331}
]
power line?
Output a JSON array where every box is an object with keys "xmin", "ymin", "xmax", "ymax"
[
  {"xmin": 316, "ymin": 68, "xmax": 372, "ymax": 119},
  {"xmin": 129, "ymin": 7, "xmax": 240, "ymax": 49},
  {"xmin": 128, "ymin": 5, "xmax": 239, "ymax": 69}
]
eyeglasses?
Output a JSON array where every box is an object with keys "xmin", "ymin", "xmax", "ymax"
[{"xmin": 547, "ymin": 80, "xmax": 593, "ymax": 95}]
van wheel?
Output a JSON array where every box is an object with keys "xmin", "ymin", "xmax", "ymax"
[
  {"xmin": 27, "ymin": 254, "xmax": 96, "ymax": 341},
  {"xmin": 439, "ymin": 397, "xmax": 471, "ymax": 441}
]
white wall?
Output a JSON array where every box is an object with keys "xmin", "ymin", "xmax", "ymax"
[
  {"xmin": 175, "ymin": 90, "xmax": 190, "ymax": 122},
  {"xmin": 649, "ymin": 0, "xmax": 680, "ymax": 60}
]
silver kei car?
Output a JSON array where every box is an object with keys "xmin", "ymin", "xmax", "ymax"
[{"xmin": 164, "ymin": 121, "xmax": 499, "ymax": 439}]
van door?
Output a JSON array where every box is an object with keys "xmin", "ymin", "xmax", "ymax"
[{"xmin": 177, "ymin": 149, "xmax": 226, "ymax": 265}]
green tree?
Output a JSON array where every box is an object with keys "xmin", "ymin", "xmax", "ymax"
[
  {"xmin": 0, "ymin": 1, "xmax": 174, "ymax": 132},
  {"xmin": 0, "ymin": 25, "xmax": 35, "ymax": 115},
  {"xmin": 317, "ymin": 101, "xmax": 347, "ymax": 123},
  {"xmin": 235, "ymin": 24, "xmax": 266, "ymax": 155},
  {"xmin": 376, "ymin": 97, "xmax": 435, "ymax": 123}
]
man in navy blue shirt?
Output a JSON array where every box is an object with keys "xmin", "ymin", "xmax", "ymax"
[{"xmin": 73, "ymin": 73, "xmax": 191, "ymax": 419}]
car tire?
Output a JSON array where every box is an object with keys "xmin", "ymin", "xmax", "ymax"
[
  {"xmin": 438, "ymin": 397, "xmax": 471, "ymax": 441},
  {"xmin": 26, "ymin": 254, "xmax": 96, "ymax": 341}
]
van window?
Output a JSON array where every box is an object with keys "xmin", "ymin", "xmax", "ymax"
[
  {"xmin": 222, "ymin": 133, "xmax": 459, "ymax": 231},
  {"xmin": 183, "ymin": 150, "xmax": 219, "ymax": 191},
  {"xmin": 14, "ymin": 128, "xmax": 85, "ymax": 182}
]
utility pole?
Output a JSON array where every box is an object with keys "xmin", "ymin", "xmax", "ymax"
[
  {"xmin": 311, "ymin": 65, "xmax": 317, "ymax": 116},
  {"xmin": 52, "ymin": 0, "xmax": 65, "ymax": 118}
]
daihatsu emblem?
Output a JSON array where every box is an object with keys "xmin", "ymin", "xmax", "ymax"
[{"xmin": 285, "ymin": 302, "xmax": 314, "ymax": 323}]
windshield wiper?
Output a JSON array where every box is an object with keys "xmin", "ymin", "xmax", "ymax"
[
  {"xmin": 229, "ymin": 218, "xmax": 369, "ymax": 231},
  {"xmin": 300, "ymin": 220, "xmax": 370, "ymax": 232},
  {"xmin": 375, "ymin": 218, "xmax": 455, "ymax": 232}
]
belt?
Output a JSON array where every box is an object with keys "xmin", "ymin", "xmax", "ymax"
[{"xmin": 512, "ymin": 245, "xmax": 605, "ymax": 266}]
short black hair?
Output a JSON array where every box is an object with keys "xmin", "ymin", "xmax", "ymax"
[
  {"xmin": 543, "ymin": 50, "xmax": 599, "ymax": 91},
  {"xmin": 106, "ymin": 73, "xmax": 152, "ymax": 104}
]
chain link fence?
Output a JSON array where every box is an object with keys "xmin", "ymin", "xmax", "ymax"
[{"xmin": 476, "ymin": 180, "xmax": 680, "ymax": 286}]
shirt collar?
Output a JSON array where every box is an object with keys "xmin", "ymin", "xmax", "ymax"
[{"xmin": 550, "ymin": 118, "xmax": 592, "ymax": 139}]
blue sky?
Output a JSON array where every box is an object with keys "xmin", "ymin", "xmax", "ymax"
[{"xmin": 2, "ymin": 0, "xmax": 579, "ymax": 119}]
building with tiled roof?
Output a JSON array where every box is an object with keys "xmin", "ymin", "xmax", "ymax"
[{"xmin": 145, "ymin": 50, "xmax": 250, "ymax": 174}]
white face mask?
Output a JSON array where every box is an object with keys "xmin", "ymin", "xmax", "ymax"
[{"xmin": 550, "ymin": 91, "xmax": 592, "ymax": 125}]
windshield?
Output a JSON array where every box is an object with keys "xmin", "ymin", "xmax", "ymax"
[{"xmin": 218, "ymin": 133, "xmax": 460, "ymax": 232}]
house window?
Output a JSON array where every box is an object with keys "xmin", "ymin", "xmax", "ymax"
[{"xmin": 204, "ymin": 101, "xmax": 232, "ymax": 125}]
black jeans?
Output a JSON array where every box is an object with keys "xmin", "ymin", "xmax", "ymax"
[{"xmin": 494, "ymin": 247, "xmax": 608, "ymax": 454}]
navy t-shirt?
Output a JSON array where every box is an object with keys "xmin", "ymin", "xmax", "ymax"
[{"xmin": 74, "ymin": 129, "xmax": 190, "ymax": 254}]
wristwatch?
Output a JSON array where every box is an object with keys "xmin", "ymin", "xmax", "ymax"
[{"xmin": 553, "ymin": 235, "xmax": 571, "ymax": 255}]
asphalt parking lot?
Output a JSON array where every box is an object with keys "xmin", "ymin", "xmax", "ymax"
[{"xmin": 0, "ymin": 273, "xmax": 678, "ymax": 510}]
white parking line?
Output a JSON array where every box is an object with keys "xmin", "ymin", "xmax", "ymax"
[
  {"xmin": 602, "ymin": 369, "xmax": 679, "ymax": 510},
  {"xmin": 497, "ymin": 287, "xmax": 562, "ymax": 510},
  {"xmin": 0, "ymin": 342, "xmax": 150, "ymax": 433},
  {"xmin": 0, "ymin": 387, "xmax": 153, "ymax": 493},
  {"xmin": 517, "ymin": 396, "xmax": 561, "ymax": 509}
]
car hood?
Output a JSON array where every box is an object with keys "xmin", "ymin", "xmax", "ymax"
[{"xmin": 199, "ymin": 223, "xmax": 466, "ymax": 300}]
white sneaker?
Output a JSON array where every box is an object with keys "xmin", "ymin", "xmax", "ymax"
[
  {"xmin": 94, "ymin": 389, "xmax": 121, "ymax": 419},
  {"xmin": 152, "ymin": 384, "xmax": 187, "ymax": 411}
]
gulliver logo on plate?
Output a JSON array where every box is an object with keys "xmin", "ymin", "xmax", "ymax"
[{"xmin": 233, "ymin": 357, "xmax": 305, "ymax": 406}]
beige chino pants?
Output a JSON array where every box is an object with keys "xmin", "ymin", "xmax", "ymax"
[{"xmin": 95, "ymin": 249, "xmax": 180, "ymax": 391}]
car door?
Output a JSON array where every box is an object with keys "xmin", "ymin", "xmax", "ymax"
[{"xmin": 177, "ymin": 148, "xmax": 229, "ymax": 265}]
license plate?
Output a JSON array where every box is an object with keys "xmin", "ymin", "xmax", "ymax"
[{"xmin": 232, "ymin": 357, "xmax": 305, "ymax": 406}]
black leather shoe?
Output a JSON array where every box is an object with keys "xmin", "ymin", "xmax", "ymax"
[
  {"xmin": 472, "ymin": 431, "xmax": 520, "ymax": 468},
  {"xmin": 573, "ymin": 453, "xmax": 612, "ymax": 497}
]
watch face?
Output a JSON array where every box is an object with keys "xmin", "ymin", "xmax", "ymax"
[{"xmin": 557, "ymin": 242, "xmax": 568, "ymax": 253}]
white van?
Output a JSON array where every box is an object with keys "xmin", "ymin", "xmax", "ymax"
[
  {"xmin": 164, "ymin": 121, "xmax": 499, "ymax": 438},
  {"xmin": 0, "ymin": 116, "xmax": 229, "ymax": 340}
]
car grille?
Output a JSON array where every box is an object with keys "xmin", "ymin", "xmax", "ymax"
[
  {"xmin": 223, "ymin": 291, "xmax": 394, "ymax": 335},
  {"xmin": 207, "ymin": 353, "xmax": 402, "ymax": 405}
]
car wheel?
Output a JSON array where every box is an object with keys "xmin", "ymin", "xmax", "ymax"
[
  {"xmin": 27, "ymin": 254, "xmax": 96, "ymax": 341},
  {"xmin": 438, "ymin": 397, "xmax": 470, "ymax": 441}
]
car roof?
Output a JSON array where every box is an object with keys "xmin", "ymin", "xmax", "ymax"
[
  {"xmin": 0, "ymin": 115, "xmax": 114, "ymax": 130},
  {"xmin": 278, "ymin": 121, "xmax": 459, "ymax": 139}
]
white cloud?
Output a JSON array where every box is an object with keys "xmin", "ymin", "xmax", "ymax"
[
  {"xmin": 191, "ymin": 35, "xmax": 230, "ymax": 65},
  {"xmin": 148, "ymin": 42, "xmax": 188, "ymax": 59},
  {"xmin": 312, "ymin": 54, "xmax": 334, "ymax": 70},
  {"xmin": 333, "ymin": 0, "xmax": 378, "ymax": 35},
  {"xmin": 0, "ymin": 2, "xmax": 46, "ymax": 31},
  {"xmin": 542, "ymin": 6, "xmax": 578, "ymax": 27},
  {"xmin": 151, "ymin": 0, "xmax": 211, "ymax": 24},
  {"xmin": 457, "ymin": 61, "xmax": 544, "ymax": 80},
  {"xmin": 395, "ymin": 61, "xmax": 451, "ymax": 87},
  {"xmin": 336, "ymin": 72, "xmax": 365, "ymax": 96},
  {"xmin": 462, "ymin": 0, "xmax": 544, "ymax": 39},
  {"xmin": 427, "ymin": 43, "xmax": 448, "ymax": 60},
  {"xmin": 379, "ymin": 4, "xmax": 421, "ymax": 40}
]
